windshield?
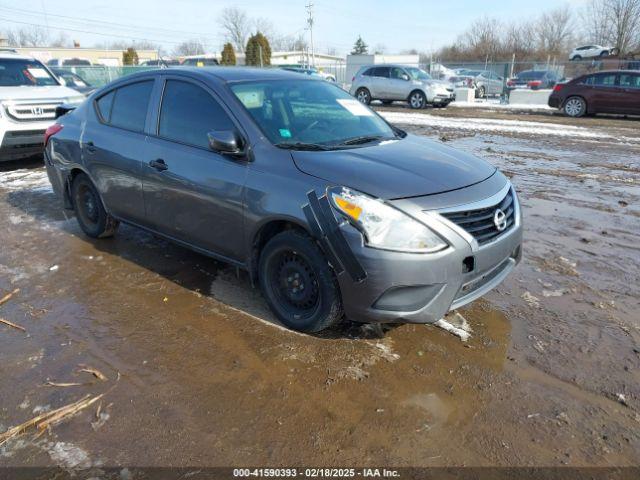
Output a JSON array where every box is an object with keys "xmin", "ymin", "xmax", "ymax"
[
  {"xmin": 231, "ymin": 80, "xmax": 398, "ymax": 148},
  {"xmin": 405, "ymin": 67, "xmax": 431, "ymax": 81},
  {"xmin": 0, "ymin": 59, "xmax": 59, "ymax": 86}
]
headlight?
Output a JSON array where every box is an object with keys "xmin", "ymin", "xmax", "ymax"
[
  {"xmin": 329, "ymin": 187, "xmax": 448, "ymax": 253},
  {"xmin": 65, "ymin": 96, "xmax": 85, "ymax": 105}
]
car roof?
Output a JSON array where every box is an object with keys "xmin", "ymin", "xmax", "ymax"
[
  {"xmin": 0, "ymin": 51, "xmax": 38, "ymax": 61},
  {"xmin": 104, "ymin": 67, "xmax": 313, "ymax": 87}
]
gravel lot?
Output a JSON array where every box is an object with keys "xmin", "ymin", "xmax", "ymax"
[{"xmin": 0, "ymin": 106, "xmax": 638, "ymax": 470}]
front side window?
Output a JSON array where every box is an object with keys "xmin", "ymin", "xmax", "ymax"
[
  {"xmin": 0, "ymin": 59, "xmax": 59, "ymax": 86},
  {"xmin": 405, "ymin": 67, "xmax": 431, "ymax": 81},
  {"xmin": 159, "ymin": 80, "xmax": 234, "ymax": 149},
  {"xmin": 390, "ymin": 67, "xmax": 406, "ymax": 80},
  {"xmin": 619, "ymin": 74, "xmax": 640, "ymax": 89},
  {"xmin": 108, "ymin": 81, "xmax": 154, "ymax": 132},
  {"xmin": 231, "ymin": 79, "xmax": 398, "ymax": 148}
]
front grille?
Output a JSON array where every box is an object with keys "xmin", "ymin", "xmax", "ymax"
[
  {"xmin": 441, "ymin": 190, "xmax": 515, "ymax": 246},
  {"xmin": 5, "ymin": 103, "xmax": 60, "ymax": 122}
]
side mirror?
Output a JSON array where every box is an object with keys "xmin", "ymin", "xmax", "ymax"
[
  {"xmin": 401, "ymin": 74, "xmax": 410, "ymax": 81},
  {"xmin": 207, "ymin": 130, "xmax": 244, "ymax": 157}
]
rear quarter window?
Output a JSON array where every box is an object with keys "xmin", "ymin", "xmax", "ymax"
[{"xmin": 96, "ymin": 91, "xmax": 115, "ymax": 122}]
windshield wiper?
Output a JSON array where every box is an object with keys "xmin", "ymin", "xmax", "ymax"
[
  {"xmin": 336, "ymin": 135, "xmax": 390, "ymax": 146},
  {"xmin": 274, "ymin": 142, "xmax": 332, "ymax": 151}
]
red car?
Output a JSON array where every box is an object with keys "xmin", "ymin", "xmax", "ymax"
[{"xmin": 548, "ymin": 70, "xmax": 640, "ymax": 117}]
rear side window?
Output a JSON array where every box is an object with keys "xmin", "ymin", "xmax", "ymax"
[
  {"xmin": 158, "ymin": 80, "xmax": 234, "ymax": 149},
  {"xmin": 373, "ymin": 67, "xmax": 390, "ymax": 78},
  {"xmin": 108, "ymin": 81, "xmax": 154, "ymax": 132},
  {"xmin": 593, "ymin": 74, "xmax": 617, "ymax": 86},
  {"xmin": 362, "ymin": 68, "xmax": 374, "ymax": 76}
]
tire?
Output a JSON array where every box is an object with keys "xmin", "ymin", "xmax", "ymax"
[
  {"xmin": 572, "ymin": 55, "xmax": 582, "ymax": 61},
  {"xmin": 408, "ymin": 90, "xmax": 426, "ymax": 109},
  {"xmin": 71, "ymin": 173, "xmax": 119, "ymax": 238},
  {"xmin": 563, "ymin": 96, "xmax": 587, "ymax": 117},
  {"xmin": 259, "ymin": 230, "xmax": 343, "ymax": 333},
  {"xmin": 476, "ymin": 86, "xmax": 486, "ymax": 98},
  {"xmin": 355, "ymin": 88, "xmax": 371, "ymax": 105},
  {"xmin": 600, "ymin": 50, "xmax": 609, "ymax": 57}
]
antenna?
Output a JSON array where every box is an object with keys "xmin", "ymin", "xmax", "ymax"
[{"xmin": 306, "ymin": 2, "xmax": 315, "ymax": 67}]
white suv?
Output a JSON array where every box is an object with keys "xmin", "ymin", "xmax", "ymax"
[
  {"xmin": 569, "ymin": 45, "xmax": 613, "ymax": 61},
  {"xmin": 0, "ymin": 52, "xmax": 85, "ymax": 162}
]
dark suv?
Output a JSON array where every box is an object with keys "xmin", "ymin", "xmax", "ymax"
[
  {"xmin": 45, "ymin": 68, "xmax": 522, "ymax": 333},
  {"xmin": 549, "ymin": 70, "xmax": 640, "ymax": 117}
]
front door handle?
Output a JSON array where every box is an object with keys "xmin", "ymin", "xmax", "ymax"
[
  {"xmin": 149, "ymin": 159, "xmax": 168, "ymax": 171},
  {"xmin": 86, "ymin": 141, "xmax": 97, "ymax": 153}
]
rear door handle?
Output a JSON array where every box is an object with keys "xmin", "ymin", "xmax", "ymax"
[
  {"xmin": 86, "ymin": 141, "xmax": 97, "ymax": 153},
  {"xmin": 149, "ymin": 159, "xmax": 168, "ymax": 171}
]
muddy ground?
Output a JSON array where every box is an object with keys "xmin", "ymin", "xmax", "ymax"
[{"xmin": 0, "ymin": 106, "xmax": 638, "ymax": 470}]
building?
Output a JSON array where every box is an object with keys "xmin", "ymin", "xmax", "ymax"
[{"xmin": 12, "ymin": 46, "xmax": 159, "ymax": 66}]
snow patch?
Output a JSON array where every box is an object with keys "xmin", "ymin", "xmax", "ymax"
[
  {"xmin": 45, "ymin": 441, "xmax": 92, "ymax": 469},
  {"xmin": 434, "ymin": 312, "xmax": 472, "ymax": 342},
  {"xmin": 379, "ymin": 111, "xmax": 638, "ymax": 143},
  {"xmin": 0, "ymin": 169, "xmax": 52, "ymax": 192}
]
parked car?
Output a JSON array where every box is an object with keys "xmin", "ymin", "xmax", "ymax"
[
  {"xmin": 47, "ymin": 58, "xmax": 92, "ymax": 67},
  {"xmin": 548, "ymin": 70, "xmax": 640, "ymax": 117},
  {"xmin": 507, "ymin": 70, "xmax": 560, "ymax": 90},
  {"xmin": 181, "ymin": 56, "xmax": 219, "ymax": 67},
  {"xmin": 0, "ymin": 52, "xmax": 85, "ymax": 161},
  {"xmin": 44, "ymin": 68, "xmax": 522, "ymax": 333},
  {"xmin": 350, "ymin": 64, "xmax": 454, "ymax": 108},
  {"xmin": 569, "ymin": 45, "xmax": 614, "ymax": 61},
  {"xmin": 449, "ymin": 70, "xmax": 504, "ymax": 98},
  {"xmin": 50, "ymin": 68, "xmax": 95, "ymax": 95},
  {"xmin": 140, "ymin": 59, "xmax": 181, "ymax": 67},
  {"xmin": 280, "ymin": 66, "xmax": 336, "ymax": 82}
]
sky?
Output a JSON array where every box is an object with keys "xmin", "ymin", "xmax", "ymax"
[{"xmin": 0, "ymin": 0, "xmax": 580, "ymax": 55}]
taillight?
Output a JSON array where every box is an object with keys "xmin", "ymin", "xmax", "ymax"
[
  {"xmin": 352, "ymin": 76, "xmax": 355, "ymax": 82},
  {"xmin": 553, "ymin": 84, "xmax": 564, "ymax": 92},
  {"xmin": 507, "ymin": 80, "xmax": 514, "ymax": 86},
  {"xmin": 528, "ymin": 80, "xmax": 542, "ymax": 87},
  {"xmin": 44, "ymin": 123, "xmax": 63, "ymax": 146}
]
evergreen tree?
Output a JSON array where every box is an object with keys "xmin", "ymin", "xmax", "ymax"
[
  {"xmin": 245, "ymin": 32, "xmax": 271, "ymax": 66},
  {"xmin": 122, "ymin": 47, "xmax": 139, "ymax": 65},
  {"xmin": 220, "ymin": 42, "xmax": 237, "ymax": 65},
  {"xmin": 351, "ymin": 36, "xmax": 368, "ymax": 55}
]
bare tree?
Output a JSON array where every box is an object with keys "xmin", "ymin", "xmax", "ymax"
[
  {"xmin": 459, "ymin": 17, "xmax": 503, "ymax": 59},
  {"xmin": 597, "ymin": 0, "xmax": 640, "ymax": 53},
  {"xmin": 220, "ymin": 7, "xmax": 250, "ymax": 53},
  {"xmin": 535, "ymin": 6, "xmax": 573, "ymax": 57},
  {"xmin": 49, "ymin": 32, "xmax": 72, "ymax": 48},
  {"xmin": 503, "ymin": 21, "xmax": 536, "ymax": 59},
  {"xmin": 172, "ymin": 40, "xmax": 206, "ymax": 56},
  {"xmin": 373, "ymin": 43, "xmax": 387, "ymax": 54},
  {"xmin": 7, "ymin": 26, "xmax": 49, "ymax": 47}
]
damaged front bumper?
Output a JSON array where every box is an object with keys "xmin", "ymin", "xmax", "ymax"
[{"xmin": 331, "ymin": 178, "xmax": 523, "ymax": 324}]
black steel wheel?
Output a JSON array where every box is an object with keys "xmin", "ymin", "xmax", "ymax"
[
  {"xmin": 259, "ymin": 230, "xmax": 343, "ymax": 333},
  {"xmin": 71, "ymin": 173, "xmax": 119, "ymax": 238}
]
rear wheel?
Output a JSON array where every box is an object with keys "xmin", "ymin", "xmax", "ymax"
[
  {"xmin": 572, "ymin": 55, "xmax": 582, "ymax": 61},
  {"xmin": 71, "ymin": 173, "xmax": 119, "ymax": 238},
  {"xmin": 476, "ymin": 85, "xmax": 486, "ymax": 98},
  {"xmin": 408, "ymin": 91, "xmax": 426, "ymax": 109},
  {"xmin": 600, "ymin": 50, "xmax": 609, "ymax": 57},
  {"xmin": 563, "ymin": 96, "xmax": 587, "ymax": 117},
  {"xmin": 355, "ymin": 88, "xmax": 371, "ymax": 105},
  {"xmin": 259, "ymin": 230, "xmax": 343, "ymax": 333}
]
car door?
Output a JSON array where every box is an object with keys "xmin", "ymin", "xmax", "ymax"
[
  {"xmin": 388, "ymin": 67, "xmax": 410, "ymax": 99},
  {"xmin": 591, "ymin": 73, "xmax": 620, "ymax": 113},
  {"xmin": 617, "ymin": 72, "xmax": 640, "ymax": 114},
  {"xmin": 142, "ymin": 76, "xmax": 247, "ymax": 261},
  {"xmin": 370, "ymin": 67, "xmax": 390, "ymax": 98},
  {"xmin": 83, "ymin": 78, "xmax": 156, "ymax": 224}
]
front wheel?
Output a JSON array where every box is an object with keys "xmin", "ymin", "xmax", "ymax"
[
  {"xmin": 71, "ymin": 173, "xmax": 119, "ymax": 238},
  {"xmin": 563, "ymin": 96, "xmax": 587, "ymax": 117},
  {"xmin": 476, "ymin": 86, "xmax": 486, "ymax": 98},
  {"xmin": 355, "ymin": 88, "xmax": 371, "ymax": 105},
  {"xmin": 259, "ymin": 230, "xmax": 343, "ymax": 333},
  {"xmin": 408, "ymin": 91, "xmax": 426, "ymax": 109}
]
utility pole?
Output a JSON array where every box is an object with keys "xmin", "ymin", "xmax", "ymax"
[{"xmin": 306, "ymin": 2, "xmax": 315, "ymax": 67}]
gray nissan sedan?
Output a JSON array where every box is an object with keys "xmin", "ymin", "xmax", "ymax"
[{"xmin": 44, "ymin": 68, "xmax": 522, "ymax": 333}]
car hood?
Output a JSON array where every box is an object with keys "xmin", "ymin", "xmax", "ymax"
[
  {"xmin": 0, "ymin": 85, "xmax": 82, "ymax": 102},
  {"xmin": 291, "ymin": 135, "xmax": 497, "ymax": 200}
]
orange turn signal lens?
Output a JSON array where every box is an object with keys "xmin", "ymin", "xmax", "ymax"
[{"xmin": 334, "ymin": 195, "xmax": 362, "ymax": 221}]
